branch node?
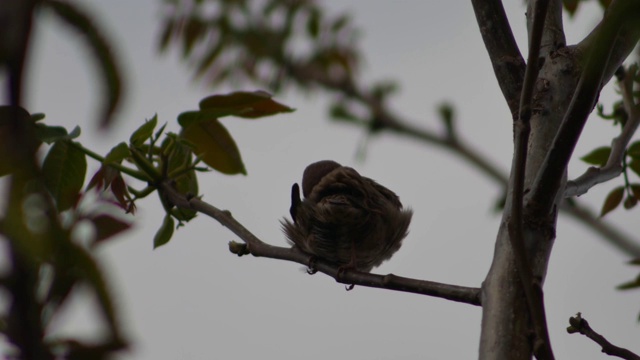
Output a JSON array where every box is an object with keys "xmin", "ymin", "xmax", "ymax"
[{"xmin": 228, "ymin": 241, "xmax": 250, "ymax": 257}]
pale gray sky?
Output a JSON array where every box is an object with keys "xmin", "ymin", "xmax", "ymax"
[{"xmin": 4, "ymin": 1, "xmax": 640, "ymax": 359}]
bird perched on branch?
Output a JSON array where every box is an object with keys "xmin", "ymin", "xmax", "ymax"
[{"xmin": 281, "ymin": 160, "xmax": 412, "ymax": 272}]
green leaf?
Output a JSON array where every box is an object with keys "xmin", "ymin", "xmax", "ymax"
[
  {"xmin": 43, "ymin": 141, "xmax": 87, "ymax": 211},
  {"xmin": 46, "ymin": 0, "xmax": 123, "ymax": 128},
  {"xmin": 158, "ymin": 18, "xmax": 175, "ymax": 51},
  {"xmin": 600, "ymin": 186, "xmax": 624, "ymax": 217},
  {"xmin": 154, "ymin": 214, "xmax": 175, "ymax": 249},
  {"xmin": 180, "ymin": 116, "xmax": 246, "ymax": 175},
  {"xmin": 130, "ymin": 115, "xmax": 158, "ymax": 147},
  {"xmin": 164, "ymin": 137, "xmax": 199, "ymax": 196},
  {"xmin": 329, "ymin": 102, "xmax": 360, "ymax": 123},
  {"xmin": 617, "ymin": 274, "xmax": 640, "ymax": 290},
  {"xmin": 0, "ymin": 106, "xmax": 41, "ymax": 176},
  {"xmin": 31, "ymin": 113, "xmax": 46, "ymax": 122},
  {"xmin": 628, "ymin": 141, "xmax": 640, "ymax": 159},
  {"xmin": 581, "ymin": 146, "xmax": 611, "ymax": 166},
  {"xmin": 563, "ymin": 0, "xmax": 579, "ymax": 16},
  {"xmin": 438, "ymin": 102, "xmax": 455, "ymax": 137},
  {"xmin": 170, "ymin": 207, "xmax": 197, "ymax": 222},
  {"xmin": 34, "ymin": 124, "xmax": 81, "ymax": 144},
  {"xmin": 198, "ymin": 91, "xmax": 294, "ymax": 119},
  {"xmin": 104, "ymin": 142, "xmax": 130, "ymax": 164},
  {"xmin": 183, "ymin": 17, "xmax": 205, "ymax": 57},
  {"xmin": 307, "ymin": 9, "xmax": 320, "ymax": 38}
]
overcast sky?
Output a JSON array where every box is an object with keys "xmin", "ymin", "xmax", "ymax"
[{"xmin": 3, "ymin": 1, "xmax": 640, "ymax": 359}]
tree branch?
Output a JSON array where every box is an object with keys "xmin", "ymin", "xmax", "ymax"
[
  {"xmin": 528, "ymin": 0, "xmax": 565, "ymax": 58},
  {"xmin": 471, "ymin": 0, "xmax": 526, "ymax": 119},
  {"xmin": 529, "ymin": 0, "xmax": 640, "ymax": 217},
  {"xmin": 157, "ymin": 181, "xmax": 481, "ymax": 306},
  {"xmin": 564, "ymin": 66, "xmax": 640, "ymax": 197},
  {"xmin": 509, "ymin": 1, "xmax": 555, "ymax": 358},
  {"xmin": 567, "ymin": 313, "xmax": 640, "ymax": 360},
  {"xmin": 331, "ymin": 105, "xmax": 640, "ymax": 257}
]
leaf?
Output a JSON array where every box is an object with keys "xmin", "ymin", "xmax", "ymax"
[
  {"xmin": 623, "ymin": 195, "xmax": 637, "ymax": 209},
  {"xmin": 183, "ymin": 17, "xmax": 205, "ymax": 57},
  {"xmin": 581, "ymin": 146, "xmax": 611, "ymax": 166},
  {"xmin": 104, "ymin": 142, "xmax": 131, "ymax": 164},
  {"xmin": 617, "ymin": 274, "xmax": 640, "ymax": 290},
  {"xmin": 629, "ymin": 159, "xmax": 640, "ymax": 177},
  {"xmin": 600, "ymin": 186, "xmax": 624, "ymax": 217},
  {"xmin": 178, "ymin": 109, "xmax": 240, "ymax": 128},
  {"xmin": 180, "ymin": 116, "xmax": 246, "ymax": 175},
  {"xmin": 46, "ymin": 0, "xmax": 123, "ymax": 128},
  {"xmin": 158, "ymin": 18, "xmax": 175, "ymax": 51},
  {"xmin": 31, "ymin": 113, "xmax": 46, "ymax": 122},
  {"xmin": 164, "ymin": 137, "xmax": 199, "ymax": 195},
  {"xmin": 34, "ymin": 124, "xmax": 81, "ymax": 144},
  {"xmin": 628, "ymin": 141, "xmax": 640, "ymax": 159},
  {"xmin": 130, "ymin": 115, "xmax": 158, "ymax": 147},
  {"xmin": 154, "ymin": 214, "xmax": 175, "ymax": 249},
  {"xmin": 438, "ymin": 102, "xmax": 455, "ymax": 137},
  {"xmin": 0, "ymin": 106, "xmax": 41, "ymax": 176},
  {"xmin": 110, "ymin": 174, "xmax": 134, "ymax": 213},
  {"xmin": 563, "ymin": 0, "xmax": 579, "ymax": 16},
  {"xmin": 198, "ymin": 91, "xmax": 294, "ymax": 119},
  {"xmin": 43, "ymin": 141, "xmax": 88, "ymax": 211},
  {"xmin": 66, "ymin": 241, "xmax": 123, "ymax": 340},
  {"xmin": 91, "ymin": 214, "xmax": 132, "ymax": 244},
  {"xmin": 630, "ymin": 184, "xmax": 640, "ymax": 200},
  {"xmin": 307, "ymin": 9, "xmax": 320, "ymax": 38}
]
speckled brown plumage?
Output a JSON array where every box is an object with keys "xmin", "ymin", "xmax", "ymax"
[{"xmin": 281, "ymin": 160, "xmax": 412, "ymax": 272}]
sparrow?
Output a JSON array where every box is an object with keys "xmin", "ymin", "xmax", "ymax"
[{"xmin": 281, "ymin": 160, "xmax": 412, "ymax": 272}]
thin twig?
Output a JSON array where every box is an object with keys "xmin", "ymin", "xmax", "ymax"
[
  {"xmin": 565, "ymin": 67, "xmax": 640, "ymax": 197},
  {"xmin": 568, "ymin": 313, "xmax": 640, "ymax": 360},
  {"xmin": 158, "ymin": 181, "xmax": 482, "ymax": 306}
]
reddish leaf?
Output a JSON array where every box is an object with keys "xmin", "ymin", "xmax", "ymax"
[
  {"xmin": 87, "ymin": 168, "xmax": 105, "ymax": 190},
  {"xmin": 91, "ymin": 214, "xmax": 131, "ymax": 243},
  {"xmin": 110, "ymin": 174, "xmax": 134, "ymax": 213},
  {"xmin": 623, "ymin": 195, "xmax": 637, "ymax": 209},
  {"xmin": 600, "ymin": 186, "xmax": 624, "ymax": 217},
  {"xmin": 198, "ymin": 91, "xmax": 294, "ymax": 119},
  {"xmin": 630, "ymin": 184, "xmax": 640, "ymax": 200}
]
